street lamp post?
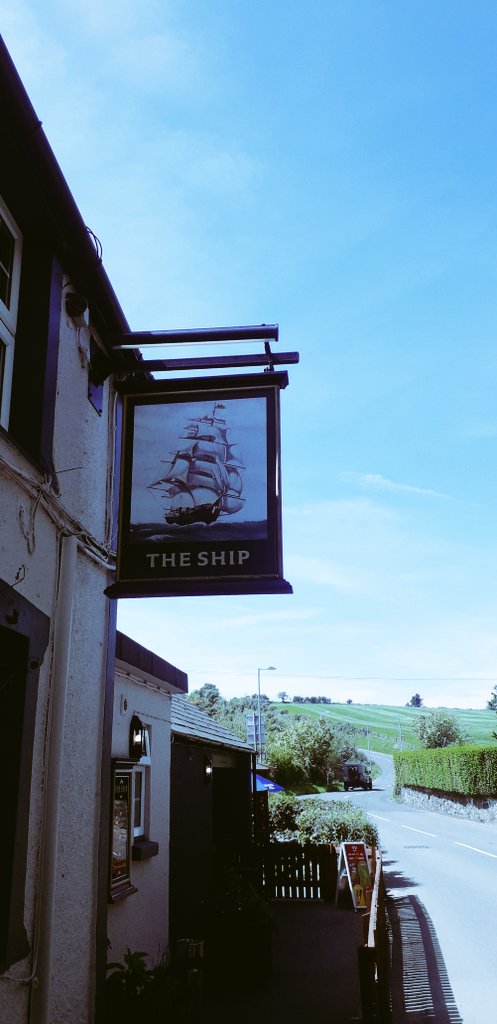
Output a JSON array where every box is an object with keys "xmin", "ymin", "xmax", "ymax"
[{"xmin": 257, "ymin": 666, "xmax": 276, "ymax": 761}]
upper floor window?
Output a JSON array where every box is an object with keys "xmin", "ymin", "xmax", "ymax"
[{"xmin": 0, "ymin": 197, "xmax": 22, "ymax": 429}]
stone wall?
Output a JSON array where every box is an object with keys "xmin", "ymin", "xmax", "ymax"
[{"xmin": 399, "ymin": 786, "xmax": 497, "ymax": 823}]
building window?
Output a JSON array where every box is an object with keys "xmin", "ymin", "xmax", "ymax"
[
  {"xmin": 131, "ymin": 725, "xmax": 158, "ymax": 861},
  {"xmin": 132, "ymin": 766, "xmax": 146, "ymax": 838},
  {"xmin": 0, "ymin": 197, "xmax": 22, "ymax": 429},
  {"xmin": 132, "ymin": 725, "xmax": 151, "ymax": 839}
]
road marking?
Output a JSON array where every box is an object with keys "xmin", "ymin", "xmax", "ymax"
[
  {"xmin": 368, "ymin": 813, "xmax": 391, "ymax": 822},
  {"xmin": 455, "ymin": 842, "xmax": 497, "ymax": 859},
  {"xmin": 401, "ymin": 825, "xmax": 438, "ymax": 838}
]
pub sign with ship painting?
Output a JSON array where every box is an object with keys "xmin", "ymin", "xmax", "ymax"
[{"xmin": 108, "ymin": 373, "xmax": 292, "ymax": 597}]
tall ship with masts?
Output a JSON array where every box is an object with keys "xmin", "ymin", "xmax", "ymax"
[{"xmin": 148, "ymin": 403, "xmax": 245, "ymax": 527}]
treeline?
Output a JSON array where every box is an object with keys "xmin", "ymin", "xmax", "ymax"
[
  {"xmin": 292, "ymin": 695, "xmax": 332, "ymax": 704},
  {"xmin": 188, "ymin": 684, "xmax": 361, "ymax": 791}
]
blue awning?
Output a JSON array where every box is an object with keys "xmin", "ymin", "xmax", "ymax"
[{"xmin": 255, "ymin": 774, "xmax": 284, "ymax": 792}]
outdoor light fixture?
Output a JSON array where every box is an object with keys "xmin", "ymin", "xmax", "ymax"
[
  {"xmin": 257, "ymin": 666, "xmax": 276, "ymax": 760},
  {"xmin": 204, "ymin": 757, "xmax": 214, "ymax": 783},
  {"xmin": 129, "ymin": 714, "xmax": 146, "ymax": 759}
]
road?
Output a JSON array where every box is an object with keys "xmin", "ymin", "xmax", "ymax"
[{"xmin": 320, "ymin": 752, "xmax": 497, "ymax": 1022}]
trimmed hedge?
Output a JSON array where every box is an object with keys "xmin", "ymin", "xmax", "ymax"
[{"xmin": 394, "ymin": 744, "xmax": 497, "ymax": 797}]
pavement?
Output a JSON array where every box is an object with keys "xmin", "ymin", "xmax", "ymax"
[
  {"xmin": 195, "ymin": 885, "xmax": 464, "ymax": 1023},
  {"xmin": 199, "ymin": 899, "xmax": 366, "ymax": 1024},
  {"xmin": 196, "ymin": 890, "xmax": 466, "ymax": 1024}
]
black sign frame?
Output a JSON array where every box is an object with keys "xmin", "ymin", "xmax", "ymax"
[
  {"xmin": 107, "ymin": 372, "xmax": 292, "ymax": 598},
  {"xmin": 109, "ymin": 759, "xmax": 138, "ymax": 902}
]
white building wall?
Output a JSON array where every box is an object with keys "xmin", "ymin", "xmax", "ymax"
[
  {"xmin": 0, "ymin": 279, "xmax": 116, "ymax": 1024},
  {"xmin": 52, "ymin": 304, "xmax": 115, "ymax": 543},
  {"xmin": 107, "ymin": 669, "xmax": 172, "ymax": 967}
]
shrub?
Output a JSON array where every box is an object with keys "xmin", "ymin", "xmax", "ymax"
[
  {"xmin": 106, "ymin": 949, "xmax": 192, "ymax": 1023},
  {"xmin": 266, "ymin": 747, "xmax": 306, "ymax": 790},
  {"xmin": 268, "ymin": 794, "xmax": 378, "ymax": 847},
  {"xmin": 413, "ymin": 710, "xmax": 468, "ymax": 748},
  {"xmin": 267, "ymin": 793, "xmax": 302, "ymax": 838},
  {"xmin": 295, "ymin": 799, "xmax": 378, "ymax": 846},
  {"xmin": 394, "ymin": 744, "xmax": 497, "ymax": 796}
]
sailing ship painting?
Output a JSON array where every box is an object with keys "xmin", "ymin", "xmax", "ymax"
[
  {"xmin": 128, "ymin": 394, "xmax": 268, "ymax": 543},
  {"xmin": 148, "ymin": 402, "xmax": 246, "ymax": 528}
]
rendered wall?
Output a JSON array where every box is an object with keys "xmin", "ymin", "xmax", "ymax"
[
  {"xmin": 107, "ymin": 671, "xmax": 172, "ymax": 966},
  {"xmin": 0, "ymin": 281, "xmax": 116, "ymax": 1024}
]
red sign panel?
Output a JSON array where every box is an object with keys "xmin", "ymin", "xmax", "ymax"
[{"xmin": 337, "ymin": 842, "xmax": 372, "ymax": 910}]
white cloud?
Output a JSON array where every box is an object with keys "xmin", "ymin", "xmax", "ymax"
[{"xmin": 340, "ymin": 471, "xmax": 450, "ymax": 499}]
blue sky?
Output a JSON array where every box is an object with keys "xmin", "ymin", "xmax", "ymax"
[{"xmin": 3, "ymin": 2, "xmax": 497, "ymax": 708}]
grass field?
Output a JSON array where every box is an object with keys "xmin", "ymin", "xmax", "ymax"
[{"xmin": 272, "ymin": 702, "xmax": 497, "ymax": 754}]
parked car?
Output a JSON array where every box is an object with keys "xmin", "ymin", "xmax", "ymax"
[{"xmin": 342, "ymin": 760, "xmax": 372, "ymax": 791}]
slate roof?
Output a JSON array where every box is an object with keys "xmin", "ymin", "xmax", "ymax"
[{"xmin": 171, "ymin": 696, "xmax": 253, "ymax": 753}]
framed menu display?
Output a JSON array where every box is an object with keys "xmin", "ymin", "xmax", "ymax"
[{"xmin": 109, "ymin": 760, "xmax": 138, "ymax": 902}]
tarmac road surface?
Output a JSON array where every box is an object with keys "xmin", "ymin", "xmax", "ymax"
[{"xmin": 319, "ymin": 751, "xmax": 497, "ymax": 1022}]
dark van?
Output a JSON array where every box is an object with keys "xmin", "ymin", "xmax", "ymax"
[{"xmin": 342, "ymin": 759, "xmax": 372, "ymax": 791}]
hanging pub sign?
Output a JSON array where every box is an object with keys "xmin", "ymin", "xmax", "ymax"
[{"xmin": 106, "ymin": 372, "xmax": 292, "ymax": 598}]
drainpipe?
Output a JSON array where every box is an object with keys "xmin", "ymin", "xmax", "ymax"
[
  {"xmin": 94, "ymin": 598, "xmax": 117, "ymax": 1022},
  {"xmin": 30, "ymin": 533, "xmax": 77, "ymax": 1024}
]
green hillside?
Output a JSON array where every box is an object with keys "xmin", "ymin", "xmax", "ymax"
[{"xmin": 272, "ymin": 702, "xmax": 497, "ymax": 755}]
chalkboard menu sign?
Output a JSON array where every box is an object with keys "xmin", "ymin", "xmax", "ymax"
[{"xmin": 109, "ymin": 760, "xmax": 137, "ymax": 901}]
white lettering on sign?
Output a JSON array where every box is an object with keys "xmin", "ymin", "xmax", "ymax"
[{"xmin": 145, "ymin": 550, "xmax": 250, "ymax": 569}]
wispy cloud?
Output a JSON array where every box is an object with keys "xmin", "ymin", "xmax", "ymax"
[
  {"xmin": 285, "ymin": 555, "xmax": 363, "ymax": 593},
  {"xmin": 340, "ymin": 472, "xmax": 450, "ymax": 499}
]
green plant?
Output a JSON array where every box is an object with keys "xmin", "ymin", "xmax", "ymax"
[
  {"xmin": 268, "ymin": 793, "xmax": 378, "ymax": 846},
  {"xmin": 106, "ymin": 948, "xmax": 151, "ymax": 1001},
  {"xmin": 266, "ymin": 794, "xmax": 302, "ymax": 837},
  {"xmin": 106, "ymin": 948, "xmax": 192, "ymax": 1023},
  {"xmin": 413, "ymin": 710, "xmax": 468, "ymax": 748}
]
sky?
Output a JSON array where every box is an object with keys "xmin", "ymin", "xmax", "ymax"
[{"xmin": 3, "ymin": 1, "xmax": 497, "ymax": 709}]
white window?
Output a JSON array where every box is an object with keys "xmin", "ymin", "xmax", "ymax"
[
  {"xmin": 132, "ymin": 725, "xmax": 151, "ymax": 840},
  {"xmin": 0, "ymin": 197, "xmax": 22, "ymax": 429},
  {"xmin": 132, "ymin": 766, "xmax": 146, "ymax": 837}
]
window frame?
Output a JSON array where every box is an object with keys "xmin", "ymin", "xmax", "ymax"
[
  {"xmin": 132, "ymin": 725, "xmax": 151, "ymax": 840},
  {"xmin": 132, "ymin": 765, "xmax": 146, "ymax": 838},
  {"xmin": 0, "ymin": 195, "xmax": 22, "ymax": 430}
]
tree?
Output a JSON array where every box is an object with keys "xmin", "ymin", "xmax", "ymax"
[
  {"xmin": 277, "ymin": 691, "xmax": 289, "ymax": 703},
  {"xmin": 188, "ymin": 683, "xmax": 223, "ymax": 715},
  {"xmin": 413, "ymin": 710, "xmax": 467, "ymax": 749},
  {"xmin": 408, "ymin": 693, "xmax": 423, "ymax": 708},
  {"xmin": 487, "ymin": 685, "xmax": 497, "ymax": 711},
  {"xmin": 267, "ymin": 716, "xmax": 356, "ymax": 789},
  {"xmin": 487, "ymin": 685, "xmax": 497, "ymax": 739}
]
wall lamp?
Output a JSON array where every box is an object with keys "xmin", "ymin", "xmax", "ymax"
[
  {"xmin": 129, "ymin": 714, "xmax": 146, "ymax": 759},
  {"xmin": 204, "ymin": 757, "xmax": 214, "ymax": 783}
]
